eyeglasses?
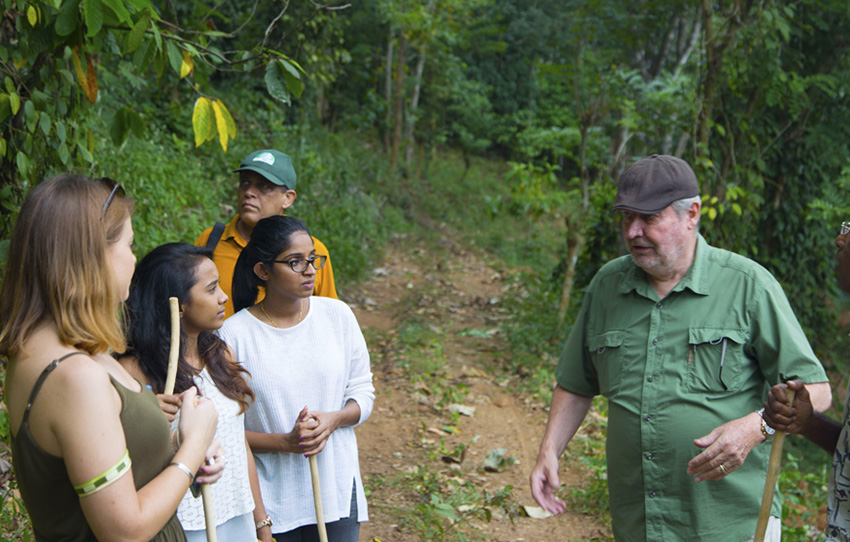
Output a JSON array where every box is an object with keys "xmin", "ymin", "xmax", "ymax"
[
  {"xmin": 273, "ymin": 255, "xmax": 327, "ymax": 273},
  {"xmin": 99, "ymin": 177, "xmax": 125, "ymax": 219},
  {"xmin": 842, "ymin": 222, "xmax": 850, "ymax": 235}
]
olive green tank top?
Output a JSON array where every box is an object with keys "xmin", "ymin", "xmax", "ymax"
[{"xmin": 11, "ymin": 352, "xmax": 186, "ymax": 541}]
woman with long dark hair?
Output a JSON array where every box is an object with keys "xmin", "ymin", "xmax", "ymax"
[
  {"xmin": 220, "ymin": 215, "xmax": 374, "ymax": 542},
  {"xmin": 0, "ymin": 174, "xmax": 222, "ymax": 541},
  {"xmin": 119, "ymin": 243, "xmax": 273, "ymax": 542}
]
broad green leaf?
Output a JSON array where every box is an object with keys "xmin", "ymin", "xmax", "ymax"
[
  {"xmin": 59, "ymin": 69, "xmax": 76, "ymax": 86},
  {"xmin": 26, "ymin": 4, "xmax": 37, "ymax": 26},
  {"xmin": 110, "ymin": 108, "xmax": 128, "ymax": 146},
  {"xmin": 192, "ymin": 97, "xmax": 214, "ymax": 147},
  {"xmin": 153, "ymin": 50, "xmax": 165, "ymax": 77},
  {"xmin": 56, "ymin": 121, "xmax": 67, "ymax": 143},
  {"xmin": 87, "ymin": 130, "xmax": 94, "ymax": 152},
  {"xmin": 30, "ymin": 89, "xmax": 49, "ymax": 109},
  {"xmin": 24, "ymin": 100, "xmax": 36, "ymax": 132},
  {"xmin": 124, "ymin": 0, "xmax": 152, "ymax": 9},
  {"xmin": 77, "ymin": 140, "xmax": 93, "ymax": 163},
  {"xmin": 279, "ymin": 59, "xmax": 304, "ymax": 98},
  {"xmin": 179, "ymin": 51, "xmax": 193, "ymax": 79},
  {"xmin": 0, "ymin": 138, "xmax": 6, "ymax": 158},
  {"xmin": 151, "ymin": 20, "xmax": 162, "ymax": 52},
  {"xmin": 4, "ymin": 77, "xmax": 13, "ymax": 93},
  {"xmin": 126, "ymin": 108, "xmax": 144, "ymax": 138},
  {"xmin": 125, "ymin": 10, "xmax": 151, "ymax": 54},
  {"xmin": 279, "ymin": 58, "xmax": 301, "ymax": 79},
  {"xmin": 8, "ymin": 92, "xmax": 20, "ymax": 116},
  {"xmin": 83, "ymin": 0, "xmax": 103, "ymax": 37},
  {"xmin": 16, "ymin": 151, "xmax": 28, "ymax": 177},
  {"xmin": 166, "ymin": 41, "xmax": 182, "ymax": 75},
  {"xmin": 55, "ymin": 0, "xmax": 80, "ymax": 36},
  {"xmin": 58, "ymin": 141, "xmax": 70, "ymax": 164},
  {"xmin": 0, "ymin": 95, "xmax": 10, "ymax": 122},
  {"xmin": 211, "ymin": 99, "xmax": 229, "ymax": 152},
  {"xmin": 132, "ymin": 38, "xmax": 155, "ymax": 71},
  {"xmin": 101, "ymin": 0, "xmax": 131, "ymax": 26},
  {"xmin": 38, "ymin": 112, "xmax": 50, "ymax": 135},
  {"xmin": 264, "ymin": 60, "xmax": 291, "ymax": 105},
  {"xmin": 708, "ymin": 207, "xmax": 718, "ymax": 220}
]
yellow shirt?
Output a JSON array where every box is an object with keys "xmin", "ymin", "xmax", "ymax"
[{"xmin": 194, "ymin": 215, "xmax": 338, "ymax": 318}]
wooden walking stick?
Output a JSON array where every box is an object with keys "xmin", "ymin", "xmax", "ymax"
[
  {"xmin": 754, "ymin": 388, "xmax": 796, "ymax": 542},
  {"xmin": 309, "ymin": 452, "xmax": 329, "ymax": 542},
  {"xmin": 165, "ymin": 297, "xmax": 218, "ymax": 542}
]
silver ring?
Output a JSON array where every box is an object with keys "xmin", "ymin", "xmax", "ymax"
[{"xmin": 719, "ymin": 463, "xmax": 728, "ymax": 474}]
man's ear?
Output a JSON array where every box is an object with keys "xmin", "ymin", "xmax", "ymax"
[
  {"xmin": 688, "ymin": 200, "xmax": 701, "ymax": 229},
  {"xmin": 254, "ymin": 261, "xmax": 270, "ymax": 281},
  {"xmin": 280, "ymin": 189, "xmax": 297, "ymax": 212}
]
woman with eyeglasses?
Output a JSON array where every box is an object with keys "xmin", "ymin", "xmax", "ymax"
[
  {"xmin": 0, "ymin": 174, "xmax": 223, "ymax": 541},
  {"xmin": 219, "ymin": 215, "xmax": 374, "ymax": 542}
]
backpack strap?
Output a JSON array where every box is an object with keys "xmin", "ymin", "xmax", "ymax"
[{"xmin": 205, "ymin": 222, "xmax": 226, "ymax": 250}]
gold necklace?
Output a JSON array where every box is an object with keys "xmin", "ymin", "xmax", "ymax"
[{"xmin": 260, "ymin": 299, "xmax": 303, "ymax": 328}]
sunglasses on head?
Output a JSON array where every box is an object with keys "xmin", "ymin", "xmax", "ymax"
[{"xmin": 99, "ymin": 177, "xmax": 125, "ymax": 219}]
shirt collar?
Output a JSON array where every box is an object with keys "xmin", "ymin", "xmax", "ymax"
[
  {"xmin": 224, "ymin": 214, "xmax": 247, "ymax": 247},
  {"xmin": 617, "ymin": 233, "xmax": 710, "ymax": 298}
]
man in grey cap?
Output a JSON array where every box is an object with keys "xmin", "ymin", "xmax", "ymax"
[
  {"xmin": 529, "ymin": 154, "xmax": 831, "ymax": 541},
  {"xmin": 195, "ymin": 149, "xmax": 337, "ymax": 317}
]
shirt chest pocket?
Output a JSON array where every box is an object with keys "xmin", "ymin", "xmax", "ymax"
[
  {"xmin": 587, "ymin": 330, "xmax": 627, "ymax": 396},
  {"xmin": 687, "ymin": 328, "xmax": 748, "ymax": 393}
]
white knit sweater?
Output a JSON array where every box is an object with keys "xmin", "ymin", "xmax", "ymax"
[{"xmin": 219, "ymin": 297, "xmax": 374, "ymax": 533}]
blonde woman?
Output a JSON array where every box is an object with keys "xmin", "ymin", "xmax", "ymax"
[{"xmin": 0, "ymin": 174, "xmax": 223, "ymax": 541}]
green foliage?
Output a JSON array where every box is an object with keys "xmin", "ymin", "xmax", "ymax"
[
  {"xmin": 778, "ymin": 448, "xmax": 830, "ymax": 541},
  {"xmin": 1, "ymin": 483, "xmax": 33, "ymax": 542},
  {"xmin": 403, "ymin": 467, "xmax": 518, "ymax": 542}
]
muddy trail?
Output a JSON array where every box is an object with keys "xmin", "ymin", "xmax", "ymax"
[{"xmin": 346, "ymin": 230, "xmax": 612, "ymax": 542}]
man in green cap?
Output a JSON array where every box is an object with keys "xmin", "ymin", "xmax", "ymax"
[
  {"xmin": 195, "ymin": 149, "xmax": 337, "ymax": 318},
  {"xmin": 529, "ymin": 154, "xmax": 831, "ymax": 541}
]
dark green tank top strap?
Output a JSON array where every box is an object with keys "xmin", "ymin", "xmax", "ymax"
[{"xmin": 20, "ymin": 351, "xmax": 88, "ymax": 426}]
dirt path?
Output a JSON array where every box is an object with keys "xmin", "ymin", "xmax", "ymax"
[{"xmin": 346, "ymin": 232, "xmax": 611, "ymax": 541}]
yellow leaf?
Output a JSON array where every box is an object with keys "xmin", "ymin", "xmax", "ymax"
[
  {"xmin": 71, "ymin": 48, "xmax": 97, "ymax": 104},
  {"xmin": 180, "ymin": 51, "xmax": 194, "ymax": 79},
  {"xmin": 708, "ymin": 207, "xmax": 717, "ymax": 221},
  {"xmin": 84, "ymin": 52, "xmax": 98, "ymax": 104},
  {"xmin": 216, "ymin": 99, "xmax": 236, "ymax": 139},
  {"xmin": 211, "ymin": 99, "xmax": 228, "ymax": 152},
  {"xmin": 27, "ymin": 5, "xmax": 37, "ymax": 26},
  {"xmin": 192, "ymin": 97, "xmax": 214, "ymax": 148}
]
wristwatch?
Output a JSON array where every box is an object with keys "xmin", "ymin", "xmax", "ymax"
[
  {"xmin": 256, "ymin": 515, "xmax": 273, "ymax": 530},
  {"xmin": 757, "ymin": 408, "xmax": 776, "ymax": 440}
]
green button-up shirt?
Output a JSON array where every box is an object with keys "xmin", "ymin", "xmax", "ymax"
[{"xmin": 556, "ymin": 235, "xmax": 827, "ymax": 542}]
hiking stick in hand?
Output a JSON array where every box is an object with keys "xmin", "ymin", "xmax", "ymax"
[
  {"xmin": 309, "ymin": 454, "xmax": 328, "ymax": 542},
  {"xmin": 754, "ymin": 388, "xmax": 796, "ymax": 542},
  {"xmin": 165, "ymin": 297, "xmax": 218, "ymax": 542}
]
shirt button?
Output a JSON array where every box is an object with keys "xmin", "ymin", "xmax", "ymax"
[
  {"xmin": 652, "ymin": 338, "xmax": 659, "ymax": 345},
  {"xmin": 646, "ymin": 453, "xmax": 653, "ymax": 460},
  {"xmin": 649, "ymin": 491, "xmax": 656, "ymax": 498},
  {"xmin": 645, "ymin": 414, "xmax": 652, "ymax": 422},
  {"xmin": 647, "ymin": 376, "xmax": 654, "ymax": 382},
  {"xmin": 656, "ymin": 303, "xmax": 663, "ymax": 309}
]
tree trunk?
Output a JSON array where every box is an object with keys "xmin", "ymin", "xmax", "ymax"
[
  {"xmin": 558, "ymin": 228, "xmax": 586, "ymax": 321},
  {"xmin": 390, "ymin": 36, "xmax": 406, "ymax": 173},
  {"xmin": 405, "ymin": 44, "xmax": 427, "ymax": 165},
  {"xmin": 383, "ymin": 35, "xmax": 394, "ymax": 152}
]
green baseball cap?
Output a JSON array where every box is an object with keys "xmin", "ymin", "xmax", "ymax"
[{"xmin": 234, "ymin": 149, "xmax": 297, "ymax": 189}]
